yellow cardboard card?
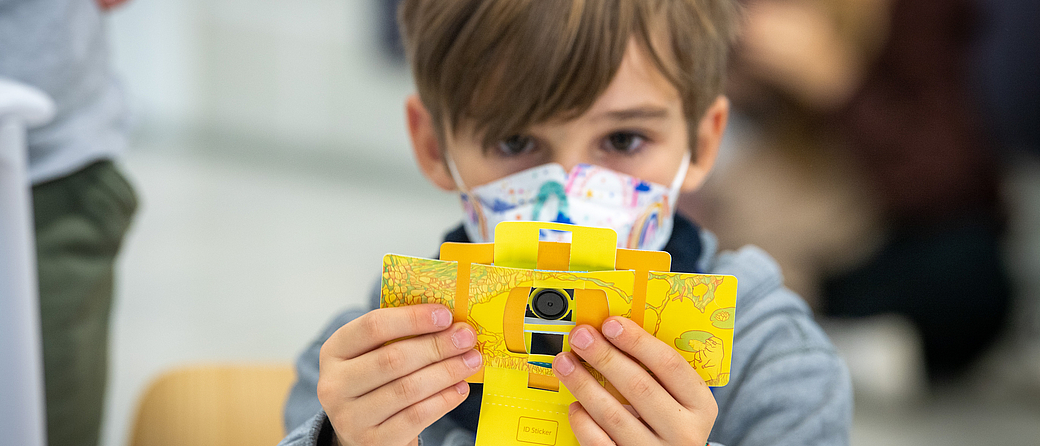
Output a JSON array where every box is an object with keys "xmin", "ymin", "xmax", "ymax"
[{"xmin": 380, "ymin": 222, "xmax": 736, "ymax": 446}]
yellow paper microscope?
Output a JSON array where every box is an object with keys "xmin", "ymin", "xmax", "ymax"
[{"xmin": 381, "ymin": 221, "xmax": 736, "ymax": 446}]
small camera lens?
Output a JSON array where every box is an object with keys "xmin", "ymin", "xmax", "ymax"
[{"xmin": 532, "ymin": 289, "xmax": 568, "ymax": 320}]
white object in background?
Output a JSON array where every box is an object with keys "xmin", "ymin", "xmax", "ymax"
[
  {"xmin": 821, "ymin": 314, "xmax": 928, "ymax": 408},
  {"xmin": 0, "ymin": 78, "xmax": 56, "ymax": 446}
]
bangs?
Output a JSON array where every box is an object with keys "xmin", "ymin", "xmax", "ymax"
[{"xmin": 400, "ymin": 0, "xmax": 737, "ymax": 148}]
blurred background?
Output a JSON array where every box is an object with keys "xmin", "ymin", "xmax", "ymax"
[
  {"xmin": 98, "ymin": 1, "xmax": 461, "ymax": 444},
  {"xmin": 38, "ymin": 0, "xmax": 1040, "ymax": 444}
]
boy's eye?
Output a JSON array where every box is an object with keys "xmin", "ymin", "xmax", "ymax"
[
  {"xmin": 603, "ymin": 132, "xmax": 646, "ymax": 154},
  {"xmin": 495, "ymin": 135, "xmax": 536, "ymax": 156}
]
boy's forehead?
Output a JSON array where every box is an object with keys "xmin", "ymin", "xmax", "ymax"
[
  {"xmin": 582, "ymin": 40, "xmax": 682, "ymax": 122},
  {"xmin": 455, "ymin": 41, "xmax": 682, "ymax": 137}
]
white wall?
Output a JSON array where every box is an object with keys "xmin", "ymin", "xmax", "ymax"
[{"xmin": 108, "ymin": 0, "xmax": 416, "ymax": 167}]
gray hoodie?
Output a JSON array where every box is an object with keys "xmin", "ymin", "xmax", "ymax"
[
  {"xmin": 280, "ymin": 225, "xmax": 853, "ymax": 446},
  {"xmin": 0, "ymin": 0, "xmax": 128, "ymax": 183}
]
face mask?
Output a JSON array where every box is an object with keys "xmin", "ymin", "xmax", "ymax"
[{"xmin": 447, "ymin": 152, "xmax": 690, "ymax": 251}]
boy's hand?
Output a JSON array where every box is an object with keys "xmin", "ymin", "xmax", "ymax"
[
  {"xmin": 553, "ymin": 317, "xmax": 718, "ymax": 445},
  {"xmin": 317, "ymin": 304, "xmax": 482, "ymax": 446}
]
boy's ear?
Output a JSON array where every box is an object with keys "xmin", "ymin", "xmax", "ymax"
[
  {"xmin": 681, "ymin": 95, "xmax": 730, "ymax": 192},
  {"xmin": 406, "ymin": 94, "xmax": 457, "ymax": 191}
]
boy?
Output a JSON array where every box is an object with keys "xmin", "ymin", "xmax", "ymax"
[{"xmin": 281, "ymin": 1, "xmax": 852, "ymax": 445}]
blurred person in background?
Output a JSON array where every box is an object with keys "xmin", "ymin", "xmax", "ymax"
[
  {"xmin": 972, "ymin": 0, "xmax": 1040, "ymax": 161},
  {"xmin": 683, "ymin": 0, "xmax": 1012, "ymax": 383},
  {"xmin": 970, "ymin": 0, "xmax": 1040, "ymax": 381},
  {"xmin": 0, "ymin": 0, "xmax": 136, "ymax": 444}
]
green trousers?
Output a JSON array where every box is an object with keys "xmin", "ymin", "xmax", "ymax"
[{"xmin": 33, "ymin": 160, "xmax": 137, "ymax": 446}]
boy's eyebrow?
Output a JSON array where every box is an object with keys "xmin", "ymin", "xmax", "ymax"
[{"xmin": 595, "ymin": 106, "xmax": 671, "ymax": 122}]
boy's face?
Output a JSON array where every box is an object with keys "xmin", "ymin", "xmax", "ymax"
[{"xmin": 408, "ymin": 39, "xmax": 729, "ymax": 194}]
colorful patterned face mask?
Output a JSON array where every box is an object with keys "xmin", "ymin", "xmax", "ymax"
[{"xmin": 447, "ymin": 153, "xmax": 690, "ymax": 251}]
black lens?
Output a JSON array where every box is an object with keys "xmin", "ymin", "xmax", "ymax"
[{"xmin": 532, "ymin": 289, "xmax": 568, "ymax": 320}]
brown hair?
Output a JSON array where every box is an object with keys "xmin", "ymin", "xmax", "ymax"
[{"xmin": 399, "ymin": 0, "xmax": 740, "ymax": 150}]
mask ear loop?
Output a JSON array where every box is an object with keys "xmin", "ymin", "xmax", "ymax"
[
  {"xmin": 445, "ymin": 153, "xmax": 469, "ymax": 193},
  {"xmin": 445, "ymin": 153, "xmax": 490, "ymax": 241},
  {"xmin": 666, "ymin": 151, "xmax": 692, "ymax": 211}
]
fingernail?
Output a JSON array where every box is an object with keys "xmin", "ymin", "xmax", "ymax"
[
  {"xmin": 432, "ymin": 308, "xmax": 452, "ymax": 328},
  {"xmin": 554, "ymin": 354, "xmax": 575, "ymax": 376},
  {"xmin": 570, "ymin": 327, "xmax": 593, "ymax": 350},
  {"xmin": 462, "ymin": 349, "xmax": 482, "ymax": 369},
  {"xmin": 452, "ymin": 327, "xmax": 475, "ymax": 349},
  {"xmin": 454, "ymin": 381, "xmax": 469, "ymax": 395},
  {"xmin": 602, "ymin": 319, "xmax": 623, "ymax": 340}
]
